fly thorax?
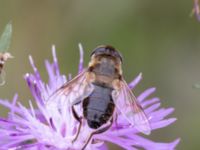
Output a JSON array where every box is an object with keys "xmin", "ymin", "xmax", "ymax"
[{"xmin": 95, "ymin": 58, "xmax": 115, "ymax": 77}]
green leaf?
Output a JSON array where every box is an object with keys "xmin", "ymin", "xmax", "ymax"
[
  {"xmin": 193, "ymin": 83, "xmax": 200, "ymax": 89},
  {"xmin": 0, "ymin": 22, "xmax": 12, "ymax": 53}
]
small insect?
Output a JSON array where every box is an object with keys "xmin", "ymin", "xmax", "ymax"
[
  {"xmin": 47, "ymin": 45, "xmax": 151, "ymax": 149},
  {"xmin": 0, "ymin": 52, "xmax": 13, "ymax": 85},
  {"xmin": 0, "ymin": 22, "xmax": 13, "ymax": 86}
]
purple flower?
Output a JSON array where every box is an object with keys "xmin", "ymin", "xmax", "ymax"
[
  {"xmin": 193, "ymin": 0, "xmax": 200, "ymax": 21},
  {"xmin": 0, "ymin": 44, "xmax": 180, "ymax": 150}
]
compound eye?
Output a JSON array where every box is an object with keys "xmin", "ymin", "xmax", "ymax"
[
  {"xmin": 114, "ymin": 51, "xmax": 123, "ymax": 62},
  {"xmin": 90, "ymin": 45, "xmax": 123, "ymax": 62},
  {"xmin": 90, "ymin": 46, "xmax": 106, "ymax": 57}
]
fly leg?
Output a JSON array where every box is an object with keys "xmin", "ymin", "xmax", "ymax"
[
  {"xmin": 113, "ymin": 110, "xmax": 119, "ymax": 128},
  {"xmin": 72, "ymin": 105, "xmax": 83, "ymax": 143},
  {"xmin": 81, "ymin": 118, "xmax": 113, "ymax": 150},
  {"xmin": 114, "ymin": 113, "xmax": 118, "ymax": 128}
]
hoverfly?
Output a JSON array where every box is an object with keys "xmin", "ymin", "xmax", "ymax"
[
  {"xmin": 0, "ymin": 22, "xmax": 13, "ymax": 86},
  {"xmin": 47, "ymin": 45, "xmax": 151, "ymax": 149}
]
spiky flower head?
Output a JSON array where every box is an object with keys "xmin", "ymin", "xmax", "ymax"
[{"xmin": 0, "ymin": 45, "xmax": 180, "ymax": 150}]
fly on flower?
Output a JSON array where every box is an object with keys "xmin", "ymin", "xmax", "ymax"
[
  {"xmin": 47, "ymin": 45, "xmax": 151, "ymax": 149},
  {"xmin": 0, "ymin": 22, "xmax": 13, "ymax": 86}
]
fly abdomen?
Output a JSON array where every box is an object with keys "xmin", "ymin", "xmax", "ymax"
[{"xmin": 83, "ymin": 84, "xmax": 115, "ymax": 129}]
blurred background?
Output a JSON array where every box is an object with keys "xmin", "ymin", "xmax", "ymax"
[{"xmin": 0, "ymin": 0, "xmax": 199, "ymax": 149}]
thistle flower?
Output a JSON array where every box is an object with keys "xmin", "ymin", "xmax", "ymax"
[
  {"xmin": 192, "ymin": 0, "xmax": 200, "ymax": 21},
  {"xmin": 0, "ymin": 45, "xmax": 180, "ymax": 150}
]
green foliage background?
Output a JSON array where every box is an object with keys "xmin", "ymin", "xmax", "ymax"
[{"xmin": 0, "ymin": 0, "xmax": 199, "ymax": 149}]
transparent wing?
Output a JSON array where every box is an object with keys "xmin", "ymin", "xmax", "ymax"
[
  {"xmin": 46, "ymin": 70, "xmax": 94, "ymax": 109},
  {"xmin": 112, "ymin": 79, "xmax": 151, "ymax": 135}
]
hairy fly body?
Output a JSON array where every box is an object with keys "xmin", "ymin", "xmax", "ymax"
[{"xmin": 47, "ymin": 45, "xmax": 151, "ymax": 150}]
